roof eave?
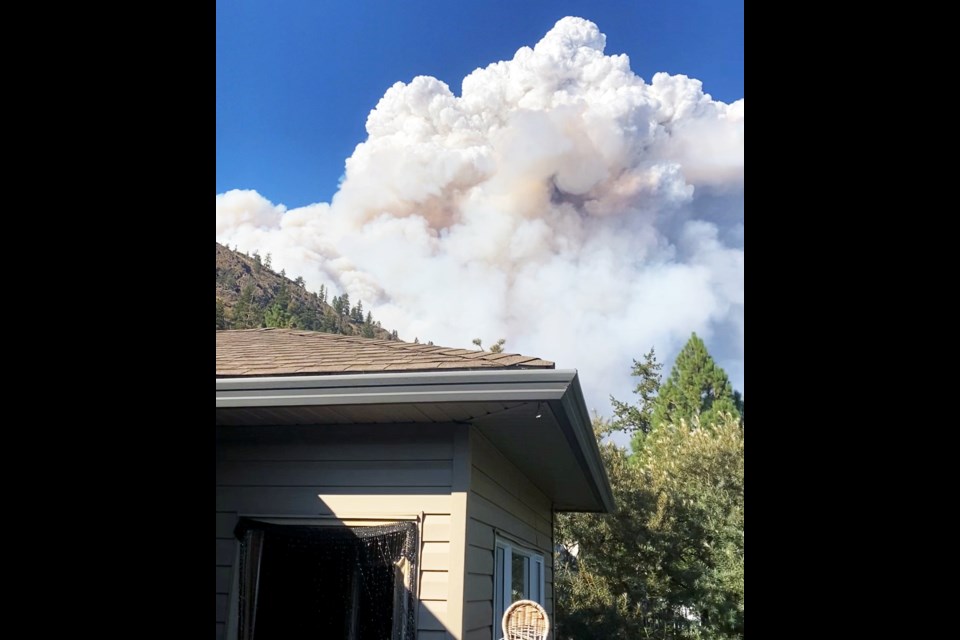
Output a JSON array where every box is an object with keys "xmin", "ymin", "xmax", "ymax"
[
  {"xmin": 216, "ymin": 369, "xmax": 574, "ymax": 408},
  {"xmin": 552, "ymin": 373, "xmax": 616, "ymax": 513},
  {"xmin": 216, "ymin": 368, "xmax": 616, "ymax": 513}
]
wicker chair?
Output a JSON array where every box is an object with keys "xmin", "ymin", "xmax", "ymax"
[{"xmin": 501, "ymin": 599, "xmax": 550, "ymax": 640}]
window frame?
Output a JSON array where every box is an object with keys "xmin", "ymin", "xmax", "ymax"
[{"xmin": 493, "ymin": 537, "xmax": 545, "ymax": 632}]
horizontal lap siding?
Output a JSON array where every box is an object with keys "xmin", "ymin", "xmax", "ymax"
[
  {"xmin": 465, "ymin": 429, "xmax": 555, "ymax": 640},
  {"xmin": 216, "ymin": 424, "xmax": 455, "ymax": 639},
  {"xmin": 216, "ymin": 459, "xmax": 453, "ymax": 487}
]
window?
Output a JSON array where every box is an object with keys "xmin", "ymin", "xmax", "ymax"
[
  {"xmin": 494, "ymin": 538, "xmax": 545, "ymax": 630},
  {"xmin": 233, "ymin": 519, "xmax": 418, "ymax": 640}
]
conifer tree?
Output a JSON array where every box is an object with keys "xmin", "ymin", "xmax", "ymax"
[
  {"xmin": 650, "ymin": 333, "xmax": 741, "ymax": 434},
  {"xmin": 264, "ymin": 303, "xmax": 292, "ymax": 328},
  {"xmin": 608, "ymin": 348, "xmax": 662, "ymax": 437},
  {"xmin": 559, "ymin": 338, "xmax": 744, "ymax": 639},
  {"xmin": 216, "ymin": 298, "xmax": 227, "ymax": 330},
  {"xmin": 232, "ymin": 283, "xmax": 263, "ymax": 329},
  {"xmin": 362, "ymin": 311, "xmax": 375, "ymax": 338}
]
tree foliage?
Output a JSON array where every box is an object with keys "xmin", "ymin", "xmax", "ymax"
[
  {"xmin": 215, "ymin": 243, "xmax": 394, "ymax": 338},
  {"xmin": 231, "ymin": 284, "xmax": 264, "ymax": 329},
  {"xmin": 556, "ymin": 338, "xmax": 744, "ymax": 639},
  {"xmin": 216, "ymin": 298, "xmax": 227, "ymax": 330},
  {"xmin": 361, "ymin": 311, "xmax": 375, "ymax": 338},
  {"xmin": 608, "ymin": 348, "xmax": 662, "ymax": 437},
  {"xmin": 557, "ymin": 418, "xmax": 744, "ymax": 639},
  {"xmin": 264, "ymin": 302, "xmax": 293, "ymax": 328},
  {"xmin": 649, "ymin": 333, "xmax": 741, "ymax": 439}
]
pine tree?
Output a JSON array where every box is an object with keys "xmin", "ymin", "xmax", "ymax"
[
  {"xmin": 216, "ymin": 298, "xmax": 227, "ymax": 330},
  {"xmin": 609, "ymin": 348, "xmax": 662, "ymax": 437},
  {"xmin": 232, "ymin": 283, "xmax": 263, "ymax": 329},
  {"xmin": 318, "ymin": 284, "xmax": 326, "ymax": 306},
  {"xmin": 558, "ymin": 339, "xmax": 744, "ymax": 639},
  {"xmin": 650, "ymin": 333, "xmax": 741, "ymax": 433},
  {"xmin": 362, "ymin": 311, "xmax": 375, "ymax": 338},
  {"xmin": 272, "ymin": 280, "xmax": 291, "ymax": 312},
  {"xmin": 264, "ymin": 303, "xmax": 292, "ymax": 328},
  {"xmin": 232, "ymin": 289, "xmax": 250, "ymax": 328}
]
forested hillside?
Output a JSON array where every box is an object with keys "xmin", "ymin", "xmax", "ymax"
[{"xmin": 216, "ymin": 243, "xmax": 396, "ymax": 339}]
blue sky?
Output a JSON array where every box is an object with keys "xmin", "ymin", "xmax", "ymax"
[
  {"xmin": 216, "ymin": 2, "xmax": 744, "ymax": 421},
  {"xmin": 216, "ymin": 0, "xmax": 744, "ymax": 210}
]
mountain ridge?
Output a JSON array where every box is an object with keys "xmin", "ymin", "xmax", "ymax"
[{"xmin": 215, "ymin": 242, "xmax": 397, "ymax": 340}]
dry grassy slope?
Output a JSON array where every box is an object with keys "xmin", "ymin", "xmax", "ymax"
[{"xmin": 215, "ymin": 242, "xmax": 394, "ymax": 339}]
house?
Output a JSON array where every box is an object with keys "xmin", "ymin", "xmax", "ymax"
[{"xmin": 216, "ymin": 328, "xmax": 614, "ymax": 640}]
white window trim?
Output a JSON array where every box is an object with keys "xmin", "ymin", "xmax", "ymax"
[{"xmin": 493, "ymin": 537, "xmax": 545, "ymax": 634}]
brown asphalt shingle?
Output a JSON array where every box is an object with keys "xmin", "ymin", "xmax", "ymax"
[{"xmin": 216, "ymin": 328, "xmax": 555, "ymax": 377}]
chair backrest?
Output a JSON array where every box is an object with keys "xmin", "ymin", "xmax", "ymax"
[{"xmin": 501, "ymin": 599, "xmax": 550, "ymax": 640}]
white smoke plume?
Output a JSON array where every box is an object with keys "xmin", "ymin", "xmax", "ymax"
[{"xmin": 216, "ymin": 17, "xmax": 744, "ymax": 418}]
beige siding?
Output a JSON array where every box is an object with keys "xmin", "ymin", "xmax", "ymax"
[
  {"xmin": 422, "ymin": 541, "xmax": 453, "ymax": 570},
  {"xmin": 465, "ymin": 429, "xmax": 555, "ymax": 640},
  {"xmin": 423, "ymin": 514, "xmax": 452, "ymax": 542},
  {"xmin": 421, "ymin": 570, "xmax": 451, "ymax": 600},
  {"xmin": 215, "ymin": 424, "xmax": 457, "ymax": 639},
  {"xmin": 419, "ymin": 599, "xmax": 452, "ymax": 630}
]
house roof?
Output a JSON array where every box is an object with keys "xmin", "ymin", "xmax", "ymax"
[
  {"xmin": 215, "ymin": 329, "xmax": 614, "ymax": 513},
  {"xmin": 216, "ymin": 328, "xmax": 555, "ymax": 377}
]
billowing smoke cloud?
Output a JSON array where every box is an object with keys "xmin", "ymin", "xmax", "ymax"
[{"xmin": 216, "ymin": 17, "xmax": 744, "ymax": 418}]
